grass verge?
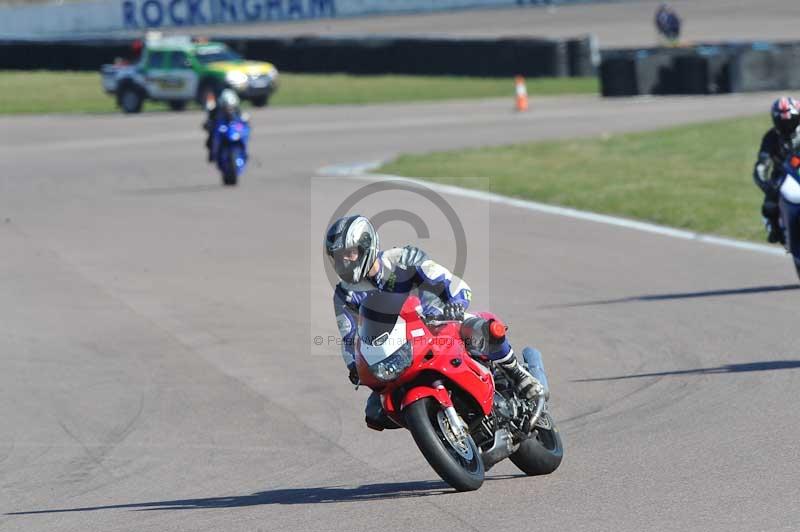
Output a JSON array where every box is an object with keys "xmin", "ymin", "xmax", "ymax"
[
  {"xmin": 0, "ymin": 71, "xmax": 598, "ymax": 115},
  {"xmin": 378, "ymin": 115, "xmax": 771, "ymax": 242}
]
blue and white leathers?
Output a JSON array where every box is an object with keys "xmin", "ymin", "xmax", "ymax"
[{"xmin": 332, "ymin": 246, "xmax": 471, "ymax": 366}]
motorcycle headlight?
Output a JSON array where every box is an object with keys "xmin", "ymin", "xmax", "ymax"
[
  {"xmin": 370, "ymin": 342, "xmax": 413, "ymax": 382},
  {"xmin": 225, "ymin": 71, "xmax": 248, "ymax": 87}
]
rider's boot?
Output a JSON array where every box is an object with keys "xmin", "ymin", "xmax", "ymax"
[
  {"xmin": 364, "ymin": 391, "xmax": 401, "ymax": 431},
  {"xmin": 763, "ymin": 199, "xmax": 784, "ymax": 244},
  {"xmin": 483, "ymin": 319, "xmax": 543, "ymax": 401},
  {"xmin": 205, "ymin": 131, "xmax": 215, "ymax": 162},
  {"xmin": 766, "ymin": 218, "xmax": 784, "ymax": 244},
  {"xmin": 496, "ymin": 352, "xmax": 543, "ymax": 401}
]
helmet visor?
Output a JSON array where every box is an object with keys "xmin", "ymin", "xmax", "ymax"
[
  {"xmin": 329, "ymin": 246, "xmax": 364, "ymax": 283},
  {"xmin": 777, "ymin": 115, "xmax": 800, "ymax": 137}
]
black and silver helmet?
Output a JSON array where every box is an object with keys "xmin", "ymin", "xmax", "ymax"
[{"xmin": 325, "ymin": 215, "xmax": 379, "ymax": 284}]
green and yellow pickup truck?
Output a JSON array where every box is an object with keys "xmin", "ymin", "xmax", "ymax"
[{"xmin": 101, "ymin": 35, "xmax": 279, "ymax": 113}]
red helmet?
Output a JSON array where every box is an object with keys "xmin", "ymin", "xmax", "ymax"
[{"xmin": 771, "ymin": 97, "xmax": 800, "ymax": 137}]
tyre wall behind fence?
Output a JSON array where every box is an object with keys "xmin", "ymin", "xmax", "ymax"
[
  {"xmin": 0, "ymin": 0, "xmax": 630, "ymax": 38},
  {"xmin": 601, "ymin": 42, "xmax": 800, "ymax": 97},
  {"xmin": 0, "ymin": 35, "xmax": 596, "ymax": 78},
  {"xmin": 0, "ymin": 41, "xmax": 134, "ymax": 70}
]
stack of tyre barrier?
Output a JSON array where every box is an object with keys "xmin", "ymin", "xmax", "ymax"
[
  {"xmin": 0, "ymin": 35, "xmax": 597, "ymax": 78},
  {"xmin": 601, "ymin": 41, "xmax": 800, "ymax": 97},
  {"xmin": 0, "ymin": 39, "xmax": 133, "ymax": 70},
  {"xmin": 225, "ymin": 35, "xmax": 594, "ymax": 77}
]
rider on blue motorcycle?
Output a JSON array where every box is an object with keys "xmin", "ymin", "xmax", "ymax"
[
  {"xmin": 204, "ymin": 89, "xmax": 245, "ymax": 163},
  {"xmin": 325, "ymin": 215, "xmax": 543, "ymax": 431},
  {"xmin": 753, "ymin": 97, "xmax": 800, "ymax": 244}
]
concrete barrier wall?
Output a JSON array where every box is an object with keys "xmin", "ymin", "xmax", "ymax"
[{"xmin": 0, "ymin": 0, "xmax": 603, "ymax": 38}]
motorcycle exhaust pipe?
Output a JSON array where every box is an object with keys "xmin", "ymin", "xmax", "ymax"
[
  {"xmin": 481, "ymin": 429, "xmax": 516, "ymax": 470},
  {"xmin": 522, "ymin": 347, "xmax": 550, "ymax": 400}
]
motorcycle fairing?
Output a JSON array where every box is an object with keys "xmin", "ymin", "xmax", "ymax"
[
  {"xmin": 359, "ymin": 316, "xmax": 408, "ymax": 366},
  {"xmin": 780, "ymin": 173, "xmax": 800, "ymax": 204}
]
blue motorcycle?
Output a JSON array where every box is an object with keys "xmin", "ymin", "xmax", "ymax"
[
  {"xmin": 212, "ymin": 116, "xmax": 250, "ymax": 186},
  {"xmin": 779, "ymin": 155, "xmax": 800, "ymax": 280}
]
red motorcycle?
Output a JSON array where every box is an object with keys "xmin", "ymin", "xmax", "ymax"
[{"xmin": 354, "ymin": 292, "xmax": 563, "ymax": 491}]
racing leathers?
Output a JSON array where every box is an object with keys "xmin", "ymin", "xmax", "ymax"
[
  {"xmin": 332, "ymin": 245, "xmax": 539, "ymax": 430},
  {"xmin": 753, "ymin": 127, "xmax": 800, "ymax": 243}
]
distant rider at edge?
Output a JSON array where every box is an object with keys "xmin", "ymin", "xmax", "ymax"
[{"xmin": 753, "ymin": 97, "xmax": 800, "ymax": 244}]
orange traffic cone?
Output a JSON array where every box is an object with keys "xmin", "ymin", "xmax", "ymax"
[{"xmin": 515, "ymin": 75, "xmax": 529, "ymax": 112}]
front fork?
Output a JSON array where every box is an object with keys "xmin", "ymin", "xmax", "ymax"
[{"xmin": 402, "ymin": 382, "xmax": 468, "ymax": 437}]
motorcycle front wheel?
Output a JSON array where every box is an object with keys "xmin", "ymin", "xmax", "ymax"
[
  {"xmin": 222, "ymin": 147, "xmax": 239, "ymax": 186},
  {"xmin": 404, "ymin": 397, "xmax": 484, "ymax": 492},
  {"xmin": 509, "ymin": 412, "xmax": 563, "ymax": 476}
]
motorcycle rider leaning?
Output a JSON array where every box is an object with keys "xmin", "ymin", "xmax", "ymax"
[
  {"xmin": 325, "ymin": 215, "xmax": 543, "ymax": 431},
  {"xmin": 204, "ymin": 88, "xmax": 245, "ymax": 163},
  {"xmin": 753, "ymin": 97, "xmax": 800, "ymax": 244}
]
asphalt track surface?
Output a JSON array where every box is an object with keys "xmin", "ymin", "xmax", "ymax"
[
  {"xmin": 2, "ymin": 92, "xmax": 800, "ymax": 532},
  {"xmin": 187, "ymin": 0, "xmax": 800, "ymax": 49}
]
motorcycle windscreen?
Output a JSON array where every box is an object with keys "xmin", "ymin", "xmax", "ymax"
[{"xmin": 358, "ymin": 292, "xmax": 409, "ymax": 366}]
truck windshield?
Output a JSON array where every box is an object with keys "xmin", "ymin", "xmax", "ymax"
[{"xmin": 196, "ymin": 47, "xmax": 242, "ymax": 64}]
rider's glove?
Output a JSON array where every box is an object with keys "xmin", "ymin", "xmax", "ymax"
[
  {"xmin": 347, "ymin": 362, "xmax": 360, "ymax": 385},
  {"xmin": 442, "ymin": 302, "xmax": 465, "ymax": 321}
]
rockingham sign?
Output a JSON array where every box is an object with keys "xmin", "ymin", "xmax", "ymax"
[
  {"xmin": 122, "ymin": 0, "xmax": 335, "ymax": 29},
  {"xmin": 0, "ymin": 0, "xmax": 580, "ymax": 37}
]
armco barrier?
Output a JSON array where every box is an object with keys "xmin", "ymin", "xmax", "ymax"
[{"xmin": 0, "ymin": 35, "xmax": 594, "ymax": 78}]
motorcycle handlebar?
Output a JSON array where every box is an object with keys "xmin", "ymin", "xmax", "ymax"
[{"xmin": 422, "ymin": 317, "xmax": 462, "ymax": 327}]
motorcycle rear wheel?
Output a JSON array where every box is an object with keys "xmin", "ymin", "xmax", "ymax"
[
  {"xmin": 405, "ymin": 398, "xmax": 484, "ymax": 492},
  {"xmin": 509, "ymin": 413, "xmax": 563, "ymax": 476}
]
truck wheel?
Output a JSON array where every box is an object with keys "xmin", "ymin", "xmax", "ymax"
[
  {"xmin": 251, "ymin": 95, "xmax": 269, "ymax": 107},
  {"xmin": 118, "ymin": 86, "xmax": 143, "ymax": 114},
  {"xmin": 168, "ymin": 100, "xmax": 187, "ymax": 111}
]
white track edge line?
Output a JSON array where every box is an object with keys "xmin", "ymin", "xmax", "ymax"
[{"xmin": 317, "ymin": 161, "xmax": 787, "ymax": 257}]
